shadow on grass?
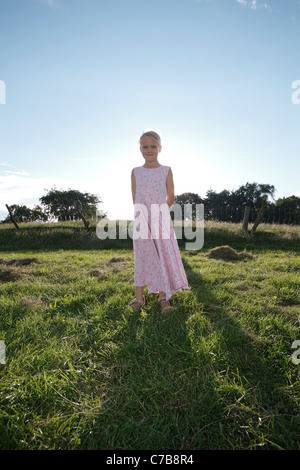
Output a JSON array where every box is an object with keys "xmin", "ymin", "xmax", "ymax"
[
  {"xmin": 79, "ymin": 258, "xmax": 299, "ymax": 450},
  {"xmin": 83, "ymin": 300, "xmax": 224, "ymax": 450},
  {"xmin": 180, "ymin": 258, "xmax": 299, "ymax": 450}
]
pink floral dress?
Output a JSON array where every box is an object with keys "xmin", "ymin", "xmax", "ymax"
[{"xmin": 133, "ymin": 165, "xmax": 189, "ymax": 300}]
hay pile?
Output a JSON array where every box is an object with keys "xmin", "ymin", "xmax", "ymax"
[{"xmin": 207, "ymin": 245, "xmax": 255, "ymax": 260}]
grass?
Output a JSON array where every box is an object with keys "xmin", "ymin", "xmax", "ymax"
[{"xmin": 0, "ymin": 221, "xmax": 299, "ymax": 449}]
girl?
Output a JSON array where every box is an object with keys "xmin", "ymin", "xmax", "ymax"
[{"xmin": 129, "ymin": 130, "xmax": 189, "ymax": 313}]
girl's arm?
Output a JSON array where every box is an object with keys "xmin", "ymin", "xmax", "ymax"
[
  {"xmin": 166, "ymin": 167, "xmax": 175, "ymax": 207},
  {"xmin": 131, "ymin": 169, "xmax": 136, "ymax": 204}
]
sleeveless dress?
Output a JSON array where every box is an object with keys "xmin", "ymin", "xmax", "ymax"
[{"xmin": 133, "ymin": 165, "xmax": 189, "ymax": 300}]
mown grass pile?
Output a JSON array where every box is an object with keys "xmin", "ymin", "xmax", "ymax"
[{"xmin": 0, "ymin": 221, "xmax": 299, "ymax": 449}]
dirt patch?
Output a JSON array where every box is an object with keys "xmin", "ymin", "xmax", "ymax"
[
  {"xmin": 108, "ymin": 257, "xmax": 126, "ymax": 263},
  {"xmin": 6, "ymin": 257, "xmax": 39, "ymax": 266},
  {"xmin": 0, "ymin": 257, "xmax": 39, "ymax": 266},
  {"xmin": 0, "ymin": 258, "xmax": 39, "ymax": 282},
  {"xmin": 207, "ymin": 245, "xmax": 255, "ymax": 261},
  {"xmin": 89, "ymin": 269, "xmax": 107, "ymax": 277},
  {"xmin": 0, "ymin": 269, "xmax": 21, "ymax": 282},
  {"xmin": 18, "ymin": 296, "xmax": 42, "ymax": 309}
]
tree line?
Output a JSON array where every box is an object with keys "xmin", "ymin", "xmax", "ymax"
[
  {"xmin": 174, "ymin": 182, "xmax": 300, "ymax": 226},
  {"xmin": 2, "ymin": 183, "xmax": 300, "ymax": 227},
  {"xmin": 2, "ymin": 188, "xmax": 106, "ymax": 226}
]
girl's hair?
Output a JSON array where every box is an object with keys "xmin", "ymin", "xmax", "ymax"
[{"xmin": 139, "ymin": 130, "xmax": 162, "ymax": 148}]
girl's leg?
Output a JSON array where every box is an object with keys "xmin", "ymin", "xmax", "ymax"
[
  {"xmin": 158, "ymin": 291, "xmax": 166, "ymax": 301},
  {"xmin": 128, "ymin": 286, "xmax": 145, "ymax": 311},
  {"xmin": 158, "ymin": 291, "xmax": 174, "ymax": 313},
  {"xmin": 136, "ymin": 286, "xmax": 145, "ymax": 301}
]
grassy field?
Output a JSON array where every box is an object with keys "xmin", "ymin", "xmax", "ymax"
[{"xmin": 0, "ymin": 221, "xmax": 299, "ymax": 450}]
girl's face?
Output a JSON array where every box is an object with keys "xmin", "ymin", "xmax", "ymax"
[{"xmin": 140, "ymin": 136, "xmax": 161, "ymax": 164}]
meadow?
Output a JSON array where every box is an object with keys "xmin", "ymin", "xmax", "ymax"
[{"xmin": 0, "ymin": 221, "xmax": 299, "ymax": 450}]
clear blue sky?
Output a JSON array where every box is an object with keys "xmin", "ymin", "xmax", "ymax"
[{"xmin": 1, "ymin": 0, "xmax": 300, "ymax": 221}]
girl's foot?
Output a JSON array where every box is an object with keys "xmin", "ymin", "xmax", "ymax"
[
  {"xmin": 158, "ymin": 297, "xmax": 174, "ymax": 314},
  {"xmin": 128, "ymin": 295, "xmax": 145, "ymax": 311}
]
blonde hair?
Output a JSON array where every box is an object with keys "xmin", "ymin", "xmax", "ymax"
[{"xmin": 139, "ymin": 130, "xmax": 162, "ymax": 148}]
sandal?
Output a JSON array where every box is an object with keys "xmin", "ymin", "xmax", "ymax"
[
  {"xmin": 158, "ymin": 297, "xmax": 174, "ymax": 314},
  {"xmin": 128, "ymin": 296, "xmax": 145, "ymax": 311}
]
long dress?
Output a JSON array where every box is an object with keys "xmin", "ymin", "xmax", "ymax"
[{"xmin": 133, "ymin": 165, "xmax": 189, "ymax": 300}]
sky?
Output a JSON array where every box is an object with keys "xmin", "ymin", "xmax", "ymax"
[{"xmin": 0, "ymin": 0, "xmax": 300, "ymax": 221}]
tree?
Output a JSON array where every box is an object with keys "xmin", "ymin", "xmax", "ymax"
[
  {"xmin": 236, "ymin": 183, "xmax": 275, "ymax": 234},
  {"xmin": 275, "ymin": 195, "xmax": 300, "ymax": 224},
  {"xmin": 174, "ymin": 192, "xmax": 204, "ymax": 220},
  {"xmin": 205, "ymin": 189, "xmax": 234, "ymax": 221},
  {"xmin": 233, "ymin": 182, "xmax": 275, "ymax": 207},
  {"xmin": 2, "ymin": 204, "xmax": 47, "ymax": 224},
  {"xmin": 39, "ymin": 188, "xmax": 104, "ymax": 221}
]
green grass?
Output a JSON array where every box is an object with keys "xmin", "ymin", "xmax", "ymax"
[{"xmin": 0, "ymin": 221, "xmax": 299, "ymax": 449}]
